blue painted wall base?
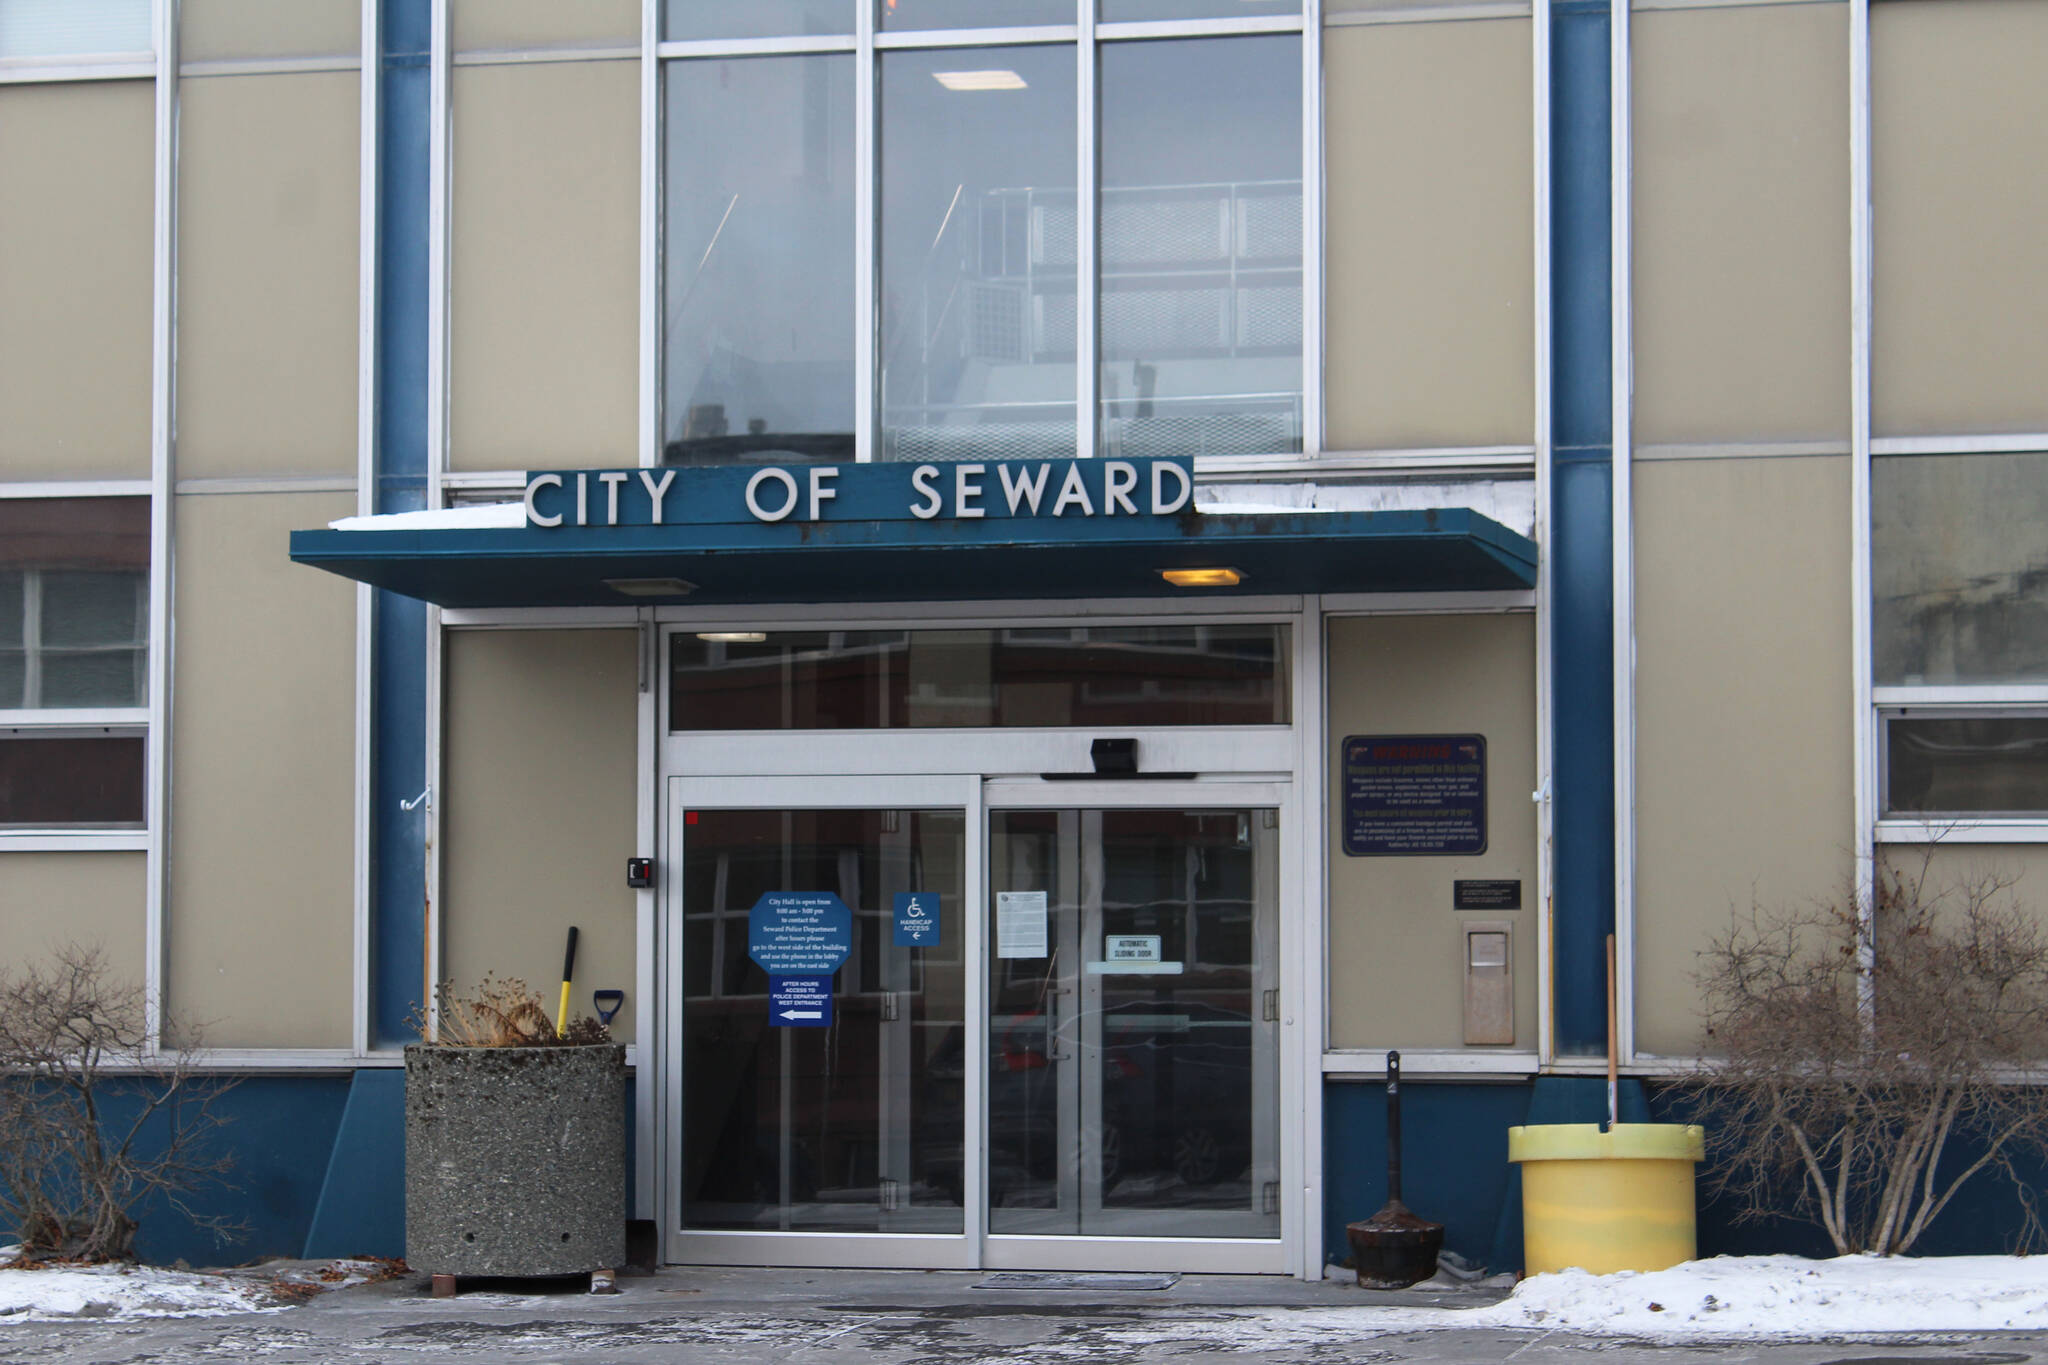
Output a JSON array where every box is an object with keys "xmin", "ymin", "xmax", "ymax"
[{"xmin": 304, "ymin": 1069, "xmax": 407, "ymax": 1259}]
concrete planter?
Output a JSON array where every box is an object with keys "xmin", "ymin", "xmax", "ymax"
[{"xmin": 404, "ymin": 1043, "xmax": 626, "ymax": 1278}]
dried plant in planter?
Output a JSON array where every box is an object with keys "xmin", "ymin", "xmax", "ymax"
[
  {"xmin": 1688, "ymin": 852, "xmax": 2048, "ymax": 1255},
  {"xmin": 413, "ymin": 975, "xmax": 611, "ymax": 1047}
]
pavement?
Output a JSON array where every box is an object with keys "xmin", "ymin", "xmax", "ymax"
[{"xmin": 4, "ymin": 1264, "xmax": 2046, "ymax": 1365}]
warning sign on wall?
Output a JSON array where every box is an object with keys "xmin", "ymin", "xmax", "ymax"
[{"xmin": 1341, "ymin": 734, "xmax": 1487, "ymax": 857}]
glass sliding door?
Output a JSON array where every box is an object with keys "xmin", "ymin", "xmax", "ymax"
[
  {"xmin": 675, "ymin": 802, "xmax": 967, "ymax": 1239},
  {"xmin": 987, "ymin": 807, "xmax": 1281, "ymax": 1242}
]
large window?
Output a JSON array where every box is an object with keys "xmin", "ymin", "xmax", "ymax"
[
  {"xmin": 0, "ymin": 496, "xmax": 149, "ymax": 831},
  {"xmin": 660, "ymin": 5, "xmax": 1306, "ymax": 467}
]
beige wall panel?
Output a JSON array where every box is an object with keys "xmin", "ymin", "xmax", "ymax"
[
  {"xmin": 1634, "ymin": 457, "xmax": 1854, "ymax": 1057},
  {"xmin": 1327, "ymin": 614, "xmax": 1539, "ymax": 1051},
  {"xmin": 1632, "ymin": 3, "xmax": 1850, "ymax": 445},
  {"xmin": 0, "ymin": 82, "xmax": 153, "ymax": 482},
  {"xmin": 181, "ymin": 0, "xmax": 359, "ymax": 61},
  {"xmin": 452, "ymin": 0, "xmax": 638, "ymax": 51},
  {"xmin": 1873, "ymin": 0, "xmax": 2048, "ymax": 436},
  {"xmin": 0, "ymin": 853, "xmax": 147, "ymax": 995},
  {"xmin": 177, "ymin": 73, "xmax": 359, "ymax": 479},
  {"xmin": 169, "ymin": 493, "xmax": 356, "ymax": 1049},
  {"xmin": 443, "ymin": 630, "xmax": 639, "ymax": 1043},
  {"xmin": 1906, "ymin": 845, "xmax": 2048, "ymax": 934},
  {"xmin": 1325, "ymin": 20, "xmax": 1533, "ymax": 451},
  {"xmin": 450, "ymin": 61, "xmax": 638, "ymax": 471}
]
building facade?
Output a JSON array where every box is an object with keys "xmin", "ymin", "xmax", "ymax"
[{"xmin": 4, "ymin": 0, "xmax": 2047, "ymax": 1273}]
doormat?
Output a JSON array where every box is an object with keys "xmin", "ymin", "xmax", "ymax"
[{"xmin": 973, "ymin": 1272, "xmax": 1181, "ymax": 1292}]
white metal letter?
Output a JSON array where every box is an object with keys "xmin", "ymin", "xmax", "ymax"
[
  {"xmin": 599, "ymin": 470, "xmax": 628, "ymax": 525},
  {"xmin": 745, "ymin": 467, "xmax": 800, "ymax": 522},
  {"xmin": 1151, "ymin": 460, "xmax": 1191, "ymax": 514},
  {"xmin": 1103, "ymin": 461, "xmax": 1138, "ymax": 516},
  {"xmin": 1052, "ymin": 463, "xmax": 1095, "ymax": 517},
  {"xmin": 955, "ymin": 463, "xmax": 986, "ymax": 519},
  {"xmin": 524, "ymin": 473, "xmax": 563, "ymax": 527},
  {"xmin": 999, "ymin": 463, "xmax": 1050, "ymax": 515},
  {"xmin": 909, "ymin": 464, "xmax": 943, "ymax": 520},
  {"xmin": 638, "ymin": 468, "xmax": 676, "ymax": 524},
  {"xmin": 808, "ymin": 465, "xmax": 840, "ymax": 521},
  {"xmin": 576, "ymin": 471, "xmax": 589, "ymax": 526}
]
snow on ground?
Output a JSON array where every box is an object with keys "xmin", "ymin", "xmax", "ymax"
[
  {"xmin": 0, "ymin": 1262, "xmax": 286, "ymax": 1322},
  {"xmin": 1402, "ymin": 1254, "xmax": 2048, "ymax": 1338}
]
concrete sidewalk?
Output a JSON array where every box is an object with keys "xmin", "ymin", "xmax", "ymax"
[{"xmin": 6, "ymin": 1264, "xmax": 2045, "ymax": 1364}]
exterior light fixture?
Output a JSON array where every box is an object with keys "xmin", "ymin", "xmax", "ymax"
[
  {"xmin": 601, "ymin": 577, "xmax": 696, "ymax": 598},
  {"xmin": 933, "ymin": 70, "xmax": 1028, "ymax": 91},
  {"xmin": 1159, "ymin": 567, "xmax": 1245, "ymax": 588},
  {"xmin": 695, "ymin": 631, "xmax": 768, "ymax": 644}
]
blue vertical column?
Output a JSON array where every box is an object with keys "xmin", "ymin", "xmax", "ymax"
[
  {"xmin": 1549, "ymin": 0, "xmax": 1615, "ymax": 1056},
  {"xmin": 372, "ymin": 0, "xmax": 431, "ymax": 1045}
]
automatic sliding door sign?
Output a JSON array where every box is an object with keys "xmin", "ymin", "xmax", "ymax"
[
  {"xmin": 748, "ymin": 892, "xmax": 853, "ymax": 1028},
  {"xmin": 769, "ymin": 975, "xmax": 834, "ymax": 1028},
  {"xmin": 893, "ymin": 892, "xmax": 940, "ymax": 947}
]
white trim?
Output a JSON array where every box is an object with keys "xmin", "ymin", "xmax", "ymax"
[
  {"xmin": 1097, "ymin": 16, "xmax": 1305, "ymax": 40},
  {"xmin": 677, "ymin": 730, "xmax": 1294, "ymax": 783},
  {"xmin": 1208, "ymin": 447, "xmax": 1537, "ymax": 477},
  {"xmin": 144, "ymin": 0, "xmax": 178, "ymax": 1059},
  {"xmin": 441, "ymin": 606, "xmax": 644, "ymax": 628},
  {"xmin": 1848, "ymin": 0, "xmax": 1876, "ymax": 1011},
  {"xmin": 1301, "ymin": 0, "xmax": 1323, "ymax": 463},
  {"xmin": 1876, "ymin": 821, "xmax": 2048, "ymax": 845},
  {"xmin": 0, "ymin": 707, "xmax": 150, "ymax": 728},
  {"xmin": 1610, "ymin": 0, "xmax": 1637, "ymax": 1067},
  {"xmin": 1076, "ymin": 0, "xmax": 1098, "ymax": 459},
  {"xmin": 0, "ymin": 833, "xmax": 151, "ymax": 852},
  {"xmin": 871, "ymin": 24, "xmax": 1078, "ymax": 49},
  {"xmin": 853, "ymin": 0, "xmax": 875, "ymax": 463},
  {"xmin": 449, "ymin": 45, "xmax": 637, "ymax": 67},
  {"xmin": 178, "ymin": 56, "xmax": 361, "ymax": 78},
  {"xmin": 1319, "ymin": 589, "xmax": 1535, "ymax": 615},
  {"xmin": 1876, "ymin": 686, "xmax": 2048, "ymax": 707},
  {"xmin": 353, "ymin": 0, "xmax": 380, "ymax": 1058},
  {"xmin": 174, "ymin": 476, "xmax": 358, "ymax": 494},
  {"xmin": 657, "ymin": 35, "xmax": 856, "ymax": 59},
  {"xmin": 1530, "ymin": 0, "xmax": 1556, "ymax": 1069},
  {"xmin": 1322, "ymin": 1050, "xmax": 1542, "ymax": 1077},
  {"xmin": 0, "ymin": 480, "xmax": 154, "ymax": 499},
  {"xmin": 634, "ymin": 604, "xmax": 659, "ymax": 1227},
  {"xmin": 0, "ymin": 57, "xmax": 153, "ymax": 84},
  {"xmin": 1870, "ymin": 433, "xmax": 2048, "ymax": 457},
  {"xmin": 639, "ymin": 0, "xmax": 659, "ymax": 469},
  {"xmin": 654, "ymin": 593, "xmax": 1306, "ymax": 624},
  {"xmin": 1292, "ymin": 597, "xmax": 1325, "ymax": 1279},
  {"xmin": 428, "ymin": 0, "xmax": 450, "ymax": 508},
  {"xmin": 1635, "ymin": 440, "xmax": 1850, "ymax": 462},
  {"xmin": 1324, "ymin": 2, "xmax": 1531, "ymax": 23}
]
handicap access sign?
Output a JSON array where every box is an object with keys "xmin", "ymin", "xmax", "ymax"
[
  {"xmin": 747, "ymin": 891, "xmax": 853, "ymax": 976},
  {"xmin": 768, "ymin": 975, "xmax": 833, "ymax": 1028},
  {"xmin": 893, "ymin": 891, "xmax": 941, "ymax": 947}
]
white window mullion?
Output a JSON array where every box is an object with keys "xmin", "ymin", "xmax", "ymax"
[
  {"xmin": 21, "ymin": 570, "xmax": 42, "ymax": 707},
  {"xmin": 1077, "ymin": 0, "xmax": 1098, "ymax": 460},
  {"xmin": 855, "ymin": 1, "xmax": 877, "ymax": 463}
]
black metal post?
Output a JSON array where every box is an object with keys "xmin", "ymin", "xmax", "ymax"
[{"xmin": 1386, "ymin": 1049, "xmax": 1403, "ymax": 1206}]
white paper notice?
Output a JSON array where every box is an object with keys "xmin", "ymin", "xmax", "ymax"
[{"xmin": 995, "ymin": 891, "xmax": 1050, "ymax": 958}]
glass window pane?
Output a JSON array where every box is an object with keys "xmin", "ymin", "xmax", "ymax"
[
  {"xmin": 881, "ymin": 45, "xmax": 1077, "ymax": 463},
  {"xmin": 0, "ymin": 653, "xmax": 23, "ymax": 709},
  {"xmin": 663, "ymin": 0, "xmax": 850, "ymax": 40},
  {"xmin": 0, "ymin": 0, "xmax": 150, "ymax": 59},
  {"xmin": 1873, "ymin": 452, "xmax": 2048, "ymax": 685},
  {"xmin": 0, "ymin": 498, "xmax": 149, "ymax": 710},
  {"xmin": 0, "ymin": 571, "xmax": 22, "ymax": 647},
  {"xmin": 671, "ymin": 624, "xmax": 1290, "ymax": 730},
  {"xmin": 40, "ymin": 650, "xmax": 145, "ymax": 708},
  {"xmin": 1098, "ymin": 36, "xmax": 1302, "ymax": 459},
  {"xmin": 0, "ymin": 735, "xmax": 145, "ymax": 827},
  {"xmin": 663, "ymin": 56, "xmax": 856, "ymax": 465},
  {"xmin": 1103, "ymin": 0, "xmax": 1296, "ymax": 18},
  {"xmin": 1885, "ymin": 715, "xmax": 2048, "ymax": 817},
  {"xmin": 881, "ymin": 0, "xmax": 1073, "ymax": 30},
  {"xmin": 40, "ymin": 571, "xmax": 143, "ymax": 648}
]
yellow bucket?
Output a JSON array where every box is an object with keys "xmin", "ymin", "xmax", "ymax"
[{"xmin": 1507, "ymin": 1123, "xmax": 1705, "ymax": 1275}]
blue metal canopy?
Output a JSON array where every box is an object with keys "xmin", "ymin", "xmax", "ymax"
[{"xmin": 290, "ymin": 504, "xmax": 1536, "ymax": 608}]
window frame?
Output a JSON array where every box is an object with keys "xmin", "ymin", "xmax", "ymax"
[{"xmin": 0, "ymin": 0, "xmax": 152, "ymax": 84}]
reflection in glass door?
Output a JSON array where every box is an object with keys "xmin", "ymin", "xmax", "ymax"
[
  {"xmin": 678, "ymin": 808, "xmax": 966, "ymax": 1234},
  {"xmin": 987, "ymin": 809, "xmax": 1280, "ymax": 1240}
]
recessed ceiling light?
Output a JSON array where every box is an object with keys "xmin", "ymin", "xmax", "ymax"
[
  {"xmin": 696, "ymin": 631, "xmax": 768, "ymax": 644},
  {"xmin": 933, "ymin": 69, "xmax": 1027, "ymax": 92},
  {"xmin": 602, "ymin": 577, "xmax": 696, "ymax": 598},
  {"xmin": 1159, "ymin": 567, "xmax": 1245, "ymax": 588}
]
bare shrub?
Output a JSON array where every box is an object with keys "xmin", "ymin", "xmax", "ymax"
[
  {"xmin": 414, "ymin": 974, "xmax": 610, "ymax": 1048},
  {"xmin": 1691, "ymin": 855, "xmax": 2048, "ymax": 1255},
  {"xmin": 0, "ymin": 945, "xmax": 243, "ymax": 1263}
]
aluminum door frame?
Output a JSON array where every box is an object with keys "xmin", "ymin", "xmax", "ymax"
[
  {"xmin": 980, "ymin": 778, "xmax": 1293, "ymax": 1275},
  {"xmin": 659, "ymin": 773, "xmax": 986, "ymax": 1269}
]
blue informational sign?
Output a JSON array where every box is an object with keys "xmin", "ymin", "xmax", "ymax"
[
  {"xmin": 893, "ymin": 891, "xmax": 941, "ymax": 947},
  {"xmin": 747, "ymin": 891, "xmax": 853, "ymax": 975},
  {"xmin": 768, "ymin": 975, "xmax": 833, "ymax": 1029},
  {"xmin": 1341, "ymin": 733, "xmax": 1488, "ymax": 857}
]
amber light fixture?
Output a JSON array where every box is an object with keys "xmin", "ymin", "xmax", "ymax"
[{"xmin": 1158, "ymin": 567, "xmax": 1245, "ymax": 588}]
